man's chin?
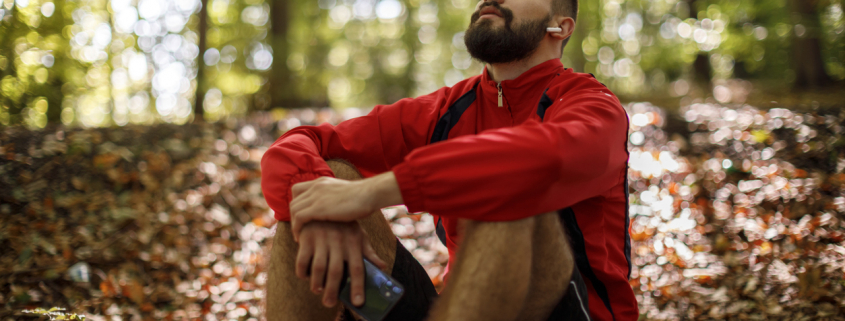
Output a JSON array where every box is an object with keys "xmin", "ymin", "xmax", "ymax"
[{"xmin": 470, "ymin": 18, "xmax": 502, "ymax": 30}]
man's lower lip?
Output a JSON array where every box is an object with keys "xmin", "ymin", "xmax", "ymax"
[{"xmin": 479, "ymin": 14, "xmax": 500, "ymax": 19}]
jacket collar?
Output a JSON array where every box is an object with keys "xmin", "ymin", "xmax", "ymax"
[
  {"xmin": 480, "ymin": 58, "xmax": 564, "ymax": 89},
  {"xmin": 477, "ymin": 59, "xmax": 564, "ymax": 114}
]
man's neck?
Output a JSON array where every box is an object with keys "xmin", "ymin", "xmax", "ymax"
[{"xmin": 486, "ymin": 50, "xmax": 558, "ymax": 83}]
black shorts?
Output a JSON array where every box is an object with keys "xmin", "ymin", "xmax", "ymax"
[{"xmin": 342, "ymin": 239, "xmax": 592, "ymax": 321}]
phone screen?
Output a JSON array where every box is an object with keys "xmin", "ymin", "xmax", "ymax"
[{"xmin": 338, "ymin": 258, "xmax": 404, "ymax": 321}]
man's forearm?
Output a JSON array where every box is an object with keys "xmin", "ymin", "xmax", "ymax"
[
  {"xmin": 288, "ymin": 170, "xmax": 406, "ymax": 238},
  {"xmin": 363, "ymin": 171, "xmax": 404, "ymax": 211}
]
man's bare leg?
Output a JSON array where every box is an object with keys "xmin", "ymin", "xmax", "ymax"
[
  {"xmin": 519, "ymin": 212, "xmax": 574, "ymax": 320},
  {"xmin": 265, "ymin": 160, "xmax": 397, "ymax": 320},
  {"xmin": 266, "ymin": 220, "xmax": 343, "ymax": 320},
  {"xmin": 326, "ymin": 160, "xmax": 398, "ymax": 273},
  {"xmin": 427, "ymin": 212, "xmax": 573, "ymax": 321}
]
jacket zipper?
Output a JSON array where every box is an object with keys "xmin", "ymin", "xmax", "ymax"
[{"xmin": 497, "ymin": 83, "xmax": 503, "ymax": 107}]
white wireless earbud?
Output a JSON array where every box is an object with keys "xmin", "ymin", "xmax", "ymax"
[{"xmin": 546, "ymin": 27, "xmax": 562, "ymax": 32}]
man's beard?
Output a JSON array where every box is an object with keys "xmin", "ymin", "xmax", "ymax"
[{"xmin": 464, "ymin": 3, "xmax": 551, "ymax": 64}]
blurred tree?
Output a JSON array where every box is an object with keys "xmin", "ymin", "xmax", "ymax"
[
  {"xmin": 200, "ymin": 0, "xmax": 271, "ymax": 121},
  {"xmin": 706, "ymin": 0, "xmax": 843, "ymax": 89},
  {"xmin": 688, "ymin": 0, "xmax": 713, "ymax": 90},
  {"xmin": 0, "ymin": 0, "xmax": 77, "ymax": 127},
  {"xmin": 821, "ymin": 0, "xmax": 845, "ymax": 82},
  {"xmin": 195, "ymin": 0, "xmax": 208, "ymax": 122},
  {"xmin": 270, "ymin": 0, "xmax": 328, "ymax": 108},
  {"xmin": 790, "ymin": 0, "xmax": 833, "ymax": 88},
  {"xmin": 266, "ymin": 0, "xmax": 309, "ymax": 108},
  {"xmin": 0, "ymin": 0, "xmax": 843, "ymax": 127}
]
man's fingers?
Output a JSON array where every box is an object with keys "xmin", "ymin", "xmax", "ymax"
[
  {"xmin": 291, "ymin": 209, "xmax": 319, "ymax": 242},
  {"xmin": 310, "ymin": 240, "xmax": 328, "ymax": 295},
  {"xmin": 346, "ymin": 236, "xmax": 366, "ymax": 307},
  {"xmin": 289, "ymin": 192, "xmax": 315, "ymax": 220},
  {"xmin": 291, "ymin": 180, "xmax": 314, "ymax": 198},
  {"xmin": 295, "ymin": 237, "xmax": 315, "ymax": 279},
  {"xmin": 289, "ymin": 196, "xmax": 305, "ymax": 241},
  {"xmin": 362, "ymin": 239, "xmax": 388, "ymax": 270},
  {"xmin": 322, "ymin": 241, "xmax": 345, "ymax": 308},
  {"xmin": 290, "ymin": 197, "xmax": 318, "ymax": 240}
]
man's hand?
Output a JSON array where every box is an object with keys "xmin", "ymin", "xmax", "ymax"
[
  {"xmin": 296, "ymin": 221, "xmax": 388, "ymax": 308},
  {"xmin": 290, "ymin": 171, "xmax": 403, "ymax": 240}
]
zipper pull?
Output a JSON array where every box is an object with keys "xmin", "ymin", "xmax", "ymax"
[{"xmin": 497, "ymin": 83, "xmax": 503, "ymax": 107}]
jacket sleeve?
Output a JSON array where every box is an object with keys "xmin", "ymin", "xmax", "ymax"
[
  {"xmin": 391, "ymin": 78, "xmax": 629, "ymax": 221},
  {"xmin": 260, "ymin": 89, "xmax": 446, "ymax": 221}
]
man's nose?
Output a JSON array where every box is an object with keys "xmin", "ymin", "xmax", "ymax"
[
  {"xmin": 477, "ymin": 0, "xmax": 501, "ymax": 11},
  {"xmin": 478, "ymin": 0, "xmax": 504, "ymax": 7}
]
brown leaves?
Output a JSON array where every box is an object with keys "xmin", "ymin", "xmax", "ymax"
[
  {"xmin": 1, "ymin": 120, "xmax": 283, "ymax": 319},
  {"xmin": 630, "ymin": 102, "xmax": 845, "ymax": 319},
  {"xmin": 121, "ymin": 279, "xmax": 144, "ymax": 305},
  {"xmin": 5, "ymin": 103, "xmax": 845, "ymax": 320}
]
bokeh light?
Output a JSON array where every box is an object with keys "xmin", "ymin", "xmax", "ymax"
[{"xmin": 1, "ymin": 0, "xmax": 842, "ymax": 127}]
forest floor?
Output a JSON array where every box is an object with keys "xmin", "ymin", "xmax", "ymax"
[{"xmin": 3, "ymin": 91, "xmax": 845, "ymax": 320}]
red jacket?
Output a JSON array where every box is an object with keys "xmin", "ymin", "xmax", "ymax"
[{"xmin": 261, "ymin": 59, "xmax": 638, "ymax": 320}]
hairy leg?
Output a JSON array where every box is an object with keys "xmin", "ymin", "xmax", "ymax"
[
  {"xmin": 426, "ymin": 212, "xmax": 573, "ymax": 321},
  {"xmin": 264, "ymin": 160, "xmax": 397, "ymax": 321},
  {"xmin": 266, "ymin": 221, "xmax": 342, "ymax": 320},
  {"xmin": 518, "ymin": 212, "xmax": 573, "ymax": 321},
  {"xmin": 426, "ymin": 217, "xmax": 534, "ymax": 321},
  {"xmin": 326, "ymin": 159, "xmax": 397, "ymax": 273}
]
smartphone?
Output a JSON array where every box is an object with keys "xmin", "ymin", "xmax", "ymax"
[{"xmin": 338, "ymin": 258, "xmax": 404, "ymax": 321}]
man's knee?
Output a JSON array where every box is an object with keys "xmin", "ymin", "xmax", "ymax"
[
  {"xmin": 459, "ymin": 215, "xmax": 535, "ymax": 241},
  {"xmin": 326, "ymin": 159, "xmax": 363, "ymax": 181},
  {"xmin": 460, "ymin": 213, "xmax": 573, "ymax": 280},
  {"xmin": 531, "ymin": 211, "xmax": 573, "ymax": 265}
]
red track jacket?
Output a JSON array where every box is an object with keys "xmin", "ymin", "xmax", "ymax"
[{"xmin": 261, "ymin": 59, "xmax": 638, "ymax": 320}]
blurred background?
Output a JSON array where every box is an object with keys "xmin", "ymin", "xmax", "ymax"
[
  {"xmin": 0, "ymin": 0, "xmax": 842, "ymax": 127},
  {"xmin": 2, "ymin": 0, "xmax": 845, "ymax": 320}
]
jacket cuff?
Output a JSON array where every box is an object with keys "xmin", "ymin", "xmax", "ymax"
[
  {"xmin": 391, "ymin": 162, "xmax": 426, "ymax": 213},
  {"xmin": 274, "ymin": 171, "xmax": 334, "ymax": 221}
]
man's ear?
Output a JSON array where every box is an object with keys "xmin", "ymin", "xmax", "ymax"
[{"xmin": 548, "ymin": 16, "xmax": 575, "ymax": 40}]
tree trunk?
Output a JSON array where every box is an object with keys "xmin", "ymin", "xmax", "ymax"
[
  {"xmin": 193, "ymin": 0, "xmax": 208, "ymax": 122},
  {"xmin": 268, "ymin": 0, "xmax": 302, "ymax": 108},
  {"xmin": 692, "ymin": 53, "xmax": 711, "ymax": 87},
  {"xmin": 790, "ymin": 0, "xmax": 832, "ymax": 89},
  {"xmin": 687, "ymin": 0, "xmax": 711, "ymax": 89}
]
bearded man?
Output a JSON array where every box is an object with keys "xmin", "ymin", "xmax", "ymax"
[{"xmin": 260, "ymin": 0, "xmax": 638, "ymax": 319}]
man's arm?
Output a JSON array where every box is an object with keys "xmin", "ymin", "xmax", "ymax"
[
  {"xmin": 259, "ymin": 92, "xmax": 444, "ymax": 309},
  {"xmin": 290, "ymin": 77, "xmax": 629, "ymax": 228},
  {"xmin": 393, "ymin": 78, "xmax": 629, "ymax": 221},
  {"xmin": 260, "ymin": 88, "xmax": 447, "ymax": 222},
  {"xmin": 289, "ymin": 171, "xmax": 403, "ymax": 239}
]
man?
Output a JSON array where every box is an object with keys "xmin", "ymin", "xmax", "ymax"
[{"xmin": 260, "ymin": 0, "xmax": 638, "ymax": 319}]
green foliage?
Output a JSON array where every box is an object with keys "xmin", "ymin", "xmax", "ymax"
[
  {"xmin": 0, "ymin": 0, "xmax": 843, "ymax": 128},
  {"xmin": 0, "ymin": 0, "xmax": 78, "ymax": 127},
  {"xmin": 201, "ymin": 0, "xmax": 270, "ymax": 121}
]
